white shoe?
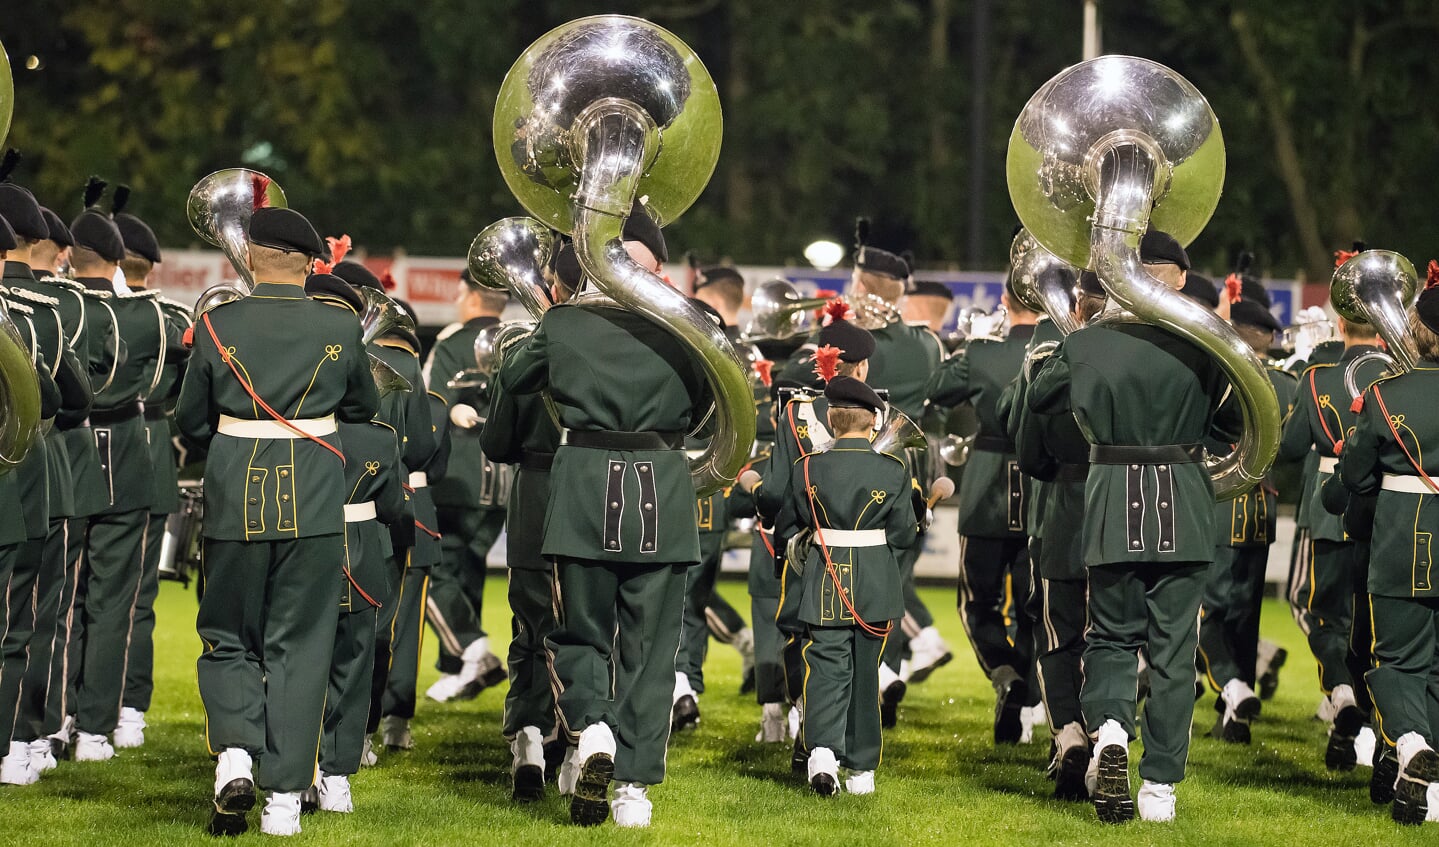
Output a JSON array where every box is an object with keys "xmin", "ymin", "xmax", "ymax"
[
  {"xmin": 49, "ymin": 714, "xmax": 74, "ymax": 749},
  {"xmin": 512, "ymin": 725, "xmax": 545, "ymax": 770},
  {"xmin": 360, "ymin": 736, "xmax": 378, "ymax": 767},
  {"xmin": 381, "ymin": 715, "xmax": 412, "ymax": 750},
  {"xmin": 261, "ymin": 791, "xmax": 303, "ymax": 836},
  {"xmin": 1355, "ymin": 727, "xmax": 1377, "ymax": 768},
  {"xmin": 425, "ymin": 674, "xmax": 466, "ymax": 702},
  {"xmin": 844, "ymin": 770, "xmax": 875, "ymax": 795},
  {"xmin": 557, "ymin": 747, "xmax": 581, "ymax": 796},
  {"xmin": 788, "ymin": 704, "xmax": 802, "ymax": 740},
  {"xmin": 214, "ymin": 748, "xmax": 255, "ymax": 800},
  {"xmin": 1315, "ymin": 695, "xmax": 1336, "ymax": 722},
  {"xmin": 577, "ymin": 723, "xmax": 617, "ymax": 762},
  {"xmin": 1137, "ymin": 780, "xmax": 1176, "ymax": 822},
  {"xmin": 1088, "ymin": 719, "xmax": 1127, "ymax": 796},
  {"xmin": 878, "ymin": 660, "xmax": 902, "ymax": 691},
  {"xmin": 28, "ymin": 739, "xmax": 56, "ymax": 774},
  {"xmin": 74, "ymin": 732, "xmax": 115, "ymax": 762},
  {"xmin": 673, "ymin": 671, "xmax": 697, "ymax": 703},
  {"xmin": 757, "ymin": 703, "xmax": 786, "ymax": 743},
  {"xmin": 1427, "ymin": 784, "xmax": 1439, "ymax": 823},
  {"xmin": 1330, "ymin": 683, "xmax": 1358, "ymax": 715},
  {"xmin": 1221, "ymin": 678, "xmax": 1261, "ymax": 717},
  {"xmin": 734, "ymin": 627, "xmax": 756, "ymax": 682},
  {"xmin": 1019, "ymin": 704, "xmax": 1048, "ymax": 744},
  {"xmin": 456, "ymin": 637, "xmax": 500, "ymax": 690},
  {"xmin": 112, "ymin": 707, "xmax": 146, "ymax": 749},
  {"xmin": 317, "ymin": 774, "xmax": 353, "ymax": 813},
  {"xmin": 0, "ymin": 741, "xmax": 37, "ymax": 786},
  {"xmin": 612, "ymin": 781, "xmax": 652, "ymax": 827},
  {"xmin": 807, "ymin": 746, "xmax": 840, "ymax": 796},
  {"xmin": 906, "ymin": 626, "xmax": 953, "ymax": 683}
]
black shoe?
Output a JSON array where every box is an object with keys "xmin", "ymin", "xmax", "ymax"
[
  {"xmin": 671, "ymin": 694, "xmax": 700, "ymax": 732},
  {"xmin": 1219, "ymin": 716, "xmax": 1252, "ymax": 745},
  {"xmin": 207, "ymin": 808, "xmax": 248, "ymax": 837},
  {"xmin": 214, "ymin": 778, "xmax": 256, "ymax": 816},
  {"xmin": 1392, "ymin": 748, "xmax": 1439, "ymax": 826},
  {"xmin": 569, "ymin": 752, "xmax": 613, "ymax": 826},
  {"xmin": 50, "ymin": 738, "xmax": 68, "ymax": 762},
  {"xmin": 512, "ymin": 764, "xmax": 545, "ymax": 803},
  {"xmin": 992, "ymin": 668, "xmax": 1025, "ymax": 745},
  {"xmin": 543, "ymin": 739, "xmax": 567, "ymax": 784},
  {"xmin": 1257, "ymin": 648, "xmax": 1287, "ymax": 700},
  {"xmin": 1092, "ymin": 744, "xmax": 1134, "ymax": 824},
  {"xmin": 481, "ymin": 663, "xmax": 509, "ymax": 689},
  {"xmin": 300, "ymin": 785, "xmax": 319, "ymax": 815},
  {"xmin": 739, "ymin": 667, "xmax": 756, "ymax": 696},
  {"xmin": 880, "ymin": 680, "xmax": 906, "ymax": 730},
  {"xmin": 791, "ymin": 737, "xmax": 809, "ymax": 776},
  {"xmin": 1372, "ymin": 745, "xmax": 1399, "ymax": 805},
  {"xmin": 1325, "ymin": 705, "xmax": 1364, "ymax": 771},
  {"xmin": 1054, "ymin": 744, "xmax": 1091, "ymax": 802},
  {"xmin": 810, "ymin": 772, "xmax": 838, "ymax": 797}
]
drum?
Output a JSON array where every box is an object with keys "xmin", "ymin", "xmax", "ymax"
[{"xmin": 158, "ymin": 481, "xmax": 203, "ymax": 587}]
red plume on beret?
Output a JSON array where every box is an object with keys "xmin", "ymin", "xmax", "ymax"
[
  {"xmin": 1427, "ymin": 259, "xmax": 1439, "ymax": 290},
  {"xmin": 380, "ymin": 271, "xmax": 397, "ymax": 292},
  {"xmin": 813, "ymin": 344, "xmax": 842, "ymax": 382},
  {"xmin": 313, "ymin": 234, "xmax": 352, "ymax": 274},
  {"xmin": 753, "ymin": 359, "xmax": 774, "ymax": 387},
  {"xmin": 1222, "ymin": 273, "xmax": 1242, "ymax": 305},
  {"xmin": 1334, "ymin": 249, "xmax": 1359, "ymax": 268},
  {"xmin": 821, "ymin": 298, "xmax": 856, "ymax": 326},
  {"xmin": 251, "ymin": 174, "xmax": 271, "ymax": 211}
]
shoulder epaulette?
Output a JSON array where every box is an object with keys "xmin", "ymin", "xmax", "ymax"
[
  {"xmin": 8, "ymin": 301, "xmax": 34, "ymax": 316},
  {"xmin": 427, "ymin": 389, "xmax": 448, "ymax": 405},
  {"xmin": 434, "ymin": 322, "xmax": 464, "ymax": 342},
  {"xmin": 370, "ymin": 418, "xmax": 398, "ymax": 435},
  {"xmin": 876, "ymin": 448, "xmax": 907, "ymax": 465},
  {"xmin": 39, "ymin": 276, "xmax": 82, "ymax": 291},
  {"xmin": 78, "ymin": 288, "xmax": 113, "ymax": 300},
  {"xmin": 157, "ymin": 295, "xmax": 193, "ymax": 313},
  {"xmin": 117, "ymin": 288, "xmax": 160, "ymax": 300},
  {"xmin": 1266, "ymin": 366, "xmax": 1299, "ymax": 383},
  {"xmin": 7, "ymin": 287, "xmax": 60, "ymax": 308}
]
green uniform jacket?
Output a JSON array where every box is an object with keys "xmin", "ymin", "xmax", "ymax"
[
  {"xmin": 1291, "ymin": 341, "xmax": 1344, "ymax": 530},
  {"xmin": 174, "ymin": 281, "xmax": 379, "ymax": 540},
  {"xmin": 339, "ymin": 420, "xmax": 406, "ymax": 608},
  {"xmin": 424, "ymin": 316, "xmax": 511, "ymax": 509},
  {"xmin": 142, "ymin": 295, "xmax": 192, "ymax": 514},
  {"xmin": 868, "ymin": 321, "xmax": 945, "ymax": 421},
  {"xmin": 1340, "ymin": 366, "xmax": 1439, "ymax": 597},
  {"xmin": 927, "ymin": 324, "xmax": 1036, "ymax": 538},
  {"xmin": 371, "ymin": 339, "xmax": 435, "ymax": 557},
  {"xmin": 4, "ymin": 301, "xmax": 61, "ymax": 538},
  {"xmin": 480, "ymin": 380, "xmax": 561, "ymax": 571},
  {"xmin": 1213, "ymin": 368, "xmax": 1297, "ymax": 546},
  {"xmin": 1278, "ymin": 345, "xmax": 1388, "ymax": 543},
  {"xmin": 728, "ymin": 454, "xmax": 782, "ymax": 598},
  {"xmin": 1028, "ymin": 323, "xmax": 1239, "ymax": 566},
  {"xmin": 499, "ymin": 302, "xmax": 710, "ymax": 565},
  {"xmin": 754, "ymin": 392, "xmax": 832, "ymax": 531},
  {"xmin": 779, "ymin": 437, "xmax": 917, "ymax": 625}
]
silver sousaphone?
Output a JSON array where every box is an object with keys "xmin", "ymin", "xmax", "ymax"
[
  {"xmin": 1331, "ymin": 250, "xmax": 1419, "ymax": 399},
  {"xmin": 0, "ymin": 41, "xmax": 42, "ymax": 472},
  {"xmin": 188, "ymin": 168, "xmax": 287, "ymax": 315}
]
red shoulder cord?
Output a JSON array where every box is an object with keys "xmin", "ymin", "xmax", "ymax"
[
  {"xmin": 801, "ymin": 454, "xmax": 892, "ymax": 639},
  {"xmin": 343, "ymin": 555, "xmax": 381, "ymax": 608},
  {"xmin": 1308, "ymin": 368, "xmax": 1342, "ymax": 454},
  {"xmin": 202, "ymin": 312, "xmax": 346, "ymax": 465},
  {"xmin": 1369, "ymin": 385, "xmax": 1439, "ymax": 494}
]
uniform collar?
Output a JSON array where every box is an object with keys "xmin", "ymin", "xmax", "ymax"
[
  {"xmin": 1339, "ymin": 343, "xmax": 1380, "ymax": 362},
  {"xmin": 76, "ymin": 276, "xmax": 112, "ymax": 293},
  {"xmin": 833, "ymin": 436, "xmax": 873, "ymax": 448},
  {"xmin": 251, "ymin": 281, "xmax": 307, "ymax": 299},
  {"xmin": 1007, "ymin": 323, "xmax": 1037, "ymax": 342},
  {"xmin": 464, "ymin": 315, "xmax": 500, "ymax": 330},
  {"xmin": 2, "ymin": 260, "xmax": 35, "ymax": 281}
]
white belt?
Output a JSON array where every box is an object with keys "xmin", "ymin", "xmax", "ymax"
[
  {"xmin": 1381, "ymin": 474, "xmax": 1439, "ymax": 495},
  {"xmin": 1317, "ymin": 456, "xmax": 1338, "ymax": 474},
  {"xmin": 408, "ymin": 471, "xmax": 428, "ymax": 489},
  {"xmin": 344, "ymin": 501, "xmax": 377, "ymax": 522},
  {"xmin": 817, "ymin": 528, "xmax": 886, "ymax": 548},
  {"xmin": 217, "ymin": 414, "xmax": 336, "ymax": 439}
]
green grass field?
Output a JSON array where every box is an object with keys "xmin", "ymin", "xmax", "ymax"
[{"xmin": 3, "ymin": 578, "xmax": 1430, "ymax": 845}]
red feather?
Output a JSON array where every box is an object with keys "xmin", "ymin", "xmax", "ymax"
[
  {"xmin": 753, "ymin": 359, "xmax": 774, "ymax": 387},
  {"xmin": 313, "ymin": 259, "xmax": 334, "ymax": 274},
  {"xmin": 327, "ymin": 234, "xmax": 352, "ymax": 266},
  {"xmin": 813, "ymin": 344, "xmax": 842, "ymax": 382},
  {"xmin": 251, "ymin": 174, "xmax": 271, "ymax": 211},
  {"xmin": 1223, "ymin": 273, "xmax": 1242, "ymax": 305},
  {"xmin": 1427, "ymin": 259, "xmax": 1439, "ymax": 290},
  {"xmin": 814, "ymin": 288, "xmax": 838, "ymax": 299},
  {"xmin": 821, "ymin": 298, "xmax": 856, "ymax": 326},
  {"xmin": 1334, "ymin": 249, "xmax": 1359, "ymax": 268},
  {"xmin": 380, "ymin": 271, "xmax": 397, "ymax": 292}
]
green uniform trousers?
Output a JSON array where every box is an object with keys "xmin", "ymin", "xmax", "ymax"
[
  {"xmin": 197, "ymin": 536, "xmax": 342, "ymax": 792},
  {"xmin": 548, "ymin": 557, "xmax": 687, "ymax": 786},
  {"xmin": 1083, "ymin": 561, "xmax": 1207, "ymax": 785},
  {"xmin": 1037, "ymin": 575, "xmax": 1088, "ymax": 731},
  {"xmin": 1198, "ymin": 545, "xmax": 1270, "ymax": 690},
  {"xmin": 320, "ymin": 601, "xmax": 377, "ymax": 777},
  {"xmin": 0, "ymin": 541, "xmax": 33, "ymax": 743},
  {"xmin": 1367, "ymin": 595, "xmax": 1439, "ymax": 746},
  {"xmin": 503, "ymin": 568, "xmax": 557, "ymax": 738},
  {"xmin": 380, "ymin": 562, "xmax": 428, "ymax": 721},
  {"xmin": 37, "ymin": 518, "xmax": 85, "ymax": 737},
  {"xmin": 431, "ymin": 505, "xmax": 505, "ymax": 674},
  {"xmin": 77, "ymin": 510, "xmax": 148, "ymax": 735},
  {"xmin": 367, "ymin": 552, "xmax": 406, "ymax": 735},
  {"xmin": 882, "ymin": 540, "xmax": 929, "ymax": 672},
  {"xmin": 14, "ymin": 520, "xmax": 75, "ymax": 741},
  {"xmin": 802, "ymin": 625, "xmax": 887, "ymax": 771},
  {"xmin": 751, "ymin": 595, "xmax": 787, "ymax": 705},
  {"xmin": 122, "ymin": 512, "xmax": 166, "ymax": 712},
  {"xmin": 957, "ymin": 535, "xmax": 1033, "ymax": 678},
  {"xmin": 1299, "ymin": 539, "xmax": 1371, "ymax": 703},
  {"xmin": 678, "ymin": 531, "xmax": 743, "ymax": 693}
]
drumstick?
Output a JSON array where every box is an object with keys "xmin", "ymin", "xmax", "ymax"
[{"xmin": 927, "ymin": 476, "xmax": 956, "ymax": 509}]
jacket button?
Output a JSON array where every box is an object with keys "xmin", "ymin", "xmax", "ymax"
[
  {"xmin": 608, "ymin": 541, "xmax": 619, "ymax": 549},
  {"xmin": 1157, "ymin": 464, "xmax": 1168, "ymax": 472},
  {"xmin": 612, "ymin": 464, "xmax": 622, "ymax": 471},
  {"xmin": 281, "ymin": 520, "xmax": 292, "ymax": 528},
  {"xmin": 1131, "ymin": 541, "xmax": 1141, "ymax": 548},
  {"xmin": 639, "ymin": 466, "xmax": 649, "ymax": 472},
  {"xmin": 1159, "ymin": 501, "xmax": 1168, "ymax": 508},
  {"xmin": 1131, "ymin": 502, "xmax": 1140, "ymax": 509},
  {"xmin": 644, "ymin": 503, "xmax": 653, "ymax": 511},
  {"xmin": 610, "ymin": 501, "xmax": 620, "ymax": 509},
  {"xmin": 1130, "ymin": 464, "xmax": 1140, "ymax": 470},
  {"xmin": 281, "ymin": 494, "xmax": 290, "ymax": 502},
  {"xmin": 251, "ymin": 475, "xmax": 261, "ymax": 483},
  {"xmin": 248, "ymin": 520, "xmax": 258, "ymax": 528},
  {"xmin": 280, "ymin": 469, "xmax": 289, "ymax": 478},
  {"xmin": 248, "ymin": 497, "xmax": 258, "ymax": 505},
  {"xmin": 643, "ymin": 542, "xmax": 653, "ymax": 550}
]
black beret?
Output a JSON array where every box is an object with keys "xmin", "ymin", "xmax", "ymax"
[
  {"xmin": 40, "ymin": 208, "xmax": 73, "ymax": 246},
  {"xmin": 695, "ymin": 266, "xmax": 744, "ymax": 292},
  {"xmin": 622, "ymin": 199, "xmax": 667, "ymax": 263},
  {"xmin": 0, "ymin": 184, "xmax": 48, "ymax": 241},
  {"xmin": 1180, "ymin": 272, "xmax": 1219, "ymax": 309},
  {"xmin": 1230, "ymin": 299, "xmax": 1281, "ymax": 333},
  {"xmin": 0, "ymin": 214, "xmax": 17, "ymax": 252},
  {"xmin": 1140, "ymin": 229, "xmax": 1191, "ymax": 270},
  {"xmin": 69, "ymin": 209, "xmax": 126, "ymax": 262},
  {"xmin": 332, "ymin": 259, "xmax": 382, "ymax": 291},
  {"xmin": 116, "ymin": 213, "xmax": 162, "ymax": 264},
  {"xmin": 907, "ymin": 280, "xmax": 953, "ymax": 300},
  {"xmin": 824, "ymin": 374, "xmax": 885, "ymax": 414},
  {"xmin": 1078, "ymin": 270, "xmax": 1105, "ymax": 296},
  {"xmin": 1417, "ymin": 286, "xmax": 1439, "ymax": 338},
  {"xmin": 816, "ymin": 317, "xmax": 875, "ymax": 362},
  {"xmin": 248, "ymin": 207, "xmax": 324, "ymax": 258},
  {"xmin": 1239, "ymin": 275, "xmax": 1271, "ymax": 308},
  {"xmin": 305, "ymin": 272, "xmax": 363, "ymax": 313},
  {"xmin": 688, "ymin": 296, "xmax": 725, "ymax": 329},
  {"xmin": 551, "ymin": 242, "xmax": 583, "ymax": 291},
  {"xmin": 855, "ymin": 245, "xmax": 909, "ymax": 280}
]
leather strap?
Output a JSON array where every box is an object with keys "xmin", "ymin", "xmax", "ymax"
[
  {"xmin": 562, "ymin": 429, "xmax": 684, "ymax": 451},
  {"xmin": 1089, "ymin": 443, "xmax": 1203, "ymax": 465}
]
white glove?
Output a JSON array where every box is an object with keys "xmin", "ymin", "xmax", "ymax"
[
  {"xmin": 738, "ymin": 469, "xmax": 762, "ymax": 493},
  {"xmin": 449, "ymin": 403, "xmax": 482, "ymax": 429}
]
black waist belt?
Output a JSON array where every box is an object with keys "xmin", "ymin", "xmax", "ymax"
[
  {"xmin": 143, "ymin": 405, "xmax": 168, "ymax": 421},
  {"xmin": 564, "ymin": 429, "xmax": 684, "ymax": 451},
  {"xmin": 1054, "ymin": 462, "xmax": 1089, "ymax": 482},
  {"xmin": 973, "ymin": 435, "xmax": 1011, "ymax": 453},
  {"xmin": 520, "ymin": 452, "xmax": 554, "ymax": 471},
  {"xmin": 1089, "ymin": 443, "xmax": 1204, "ymax": 465},
  {"xmin": 90, "ymin": 402, "xmax": 143, "ymax": 425}
]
